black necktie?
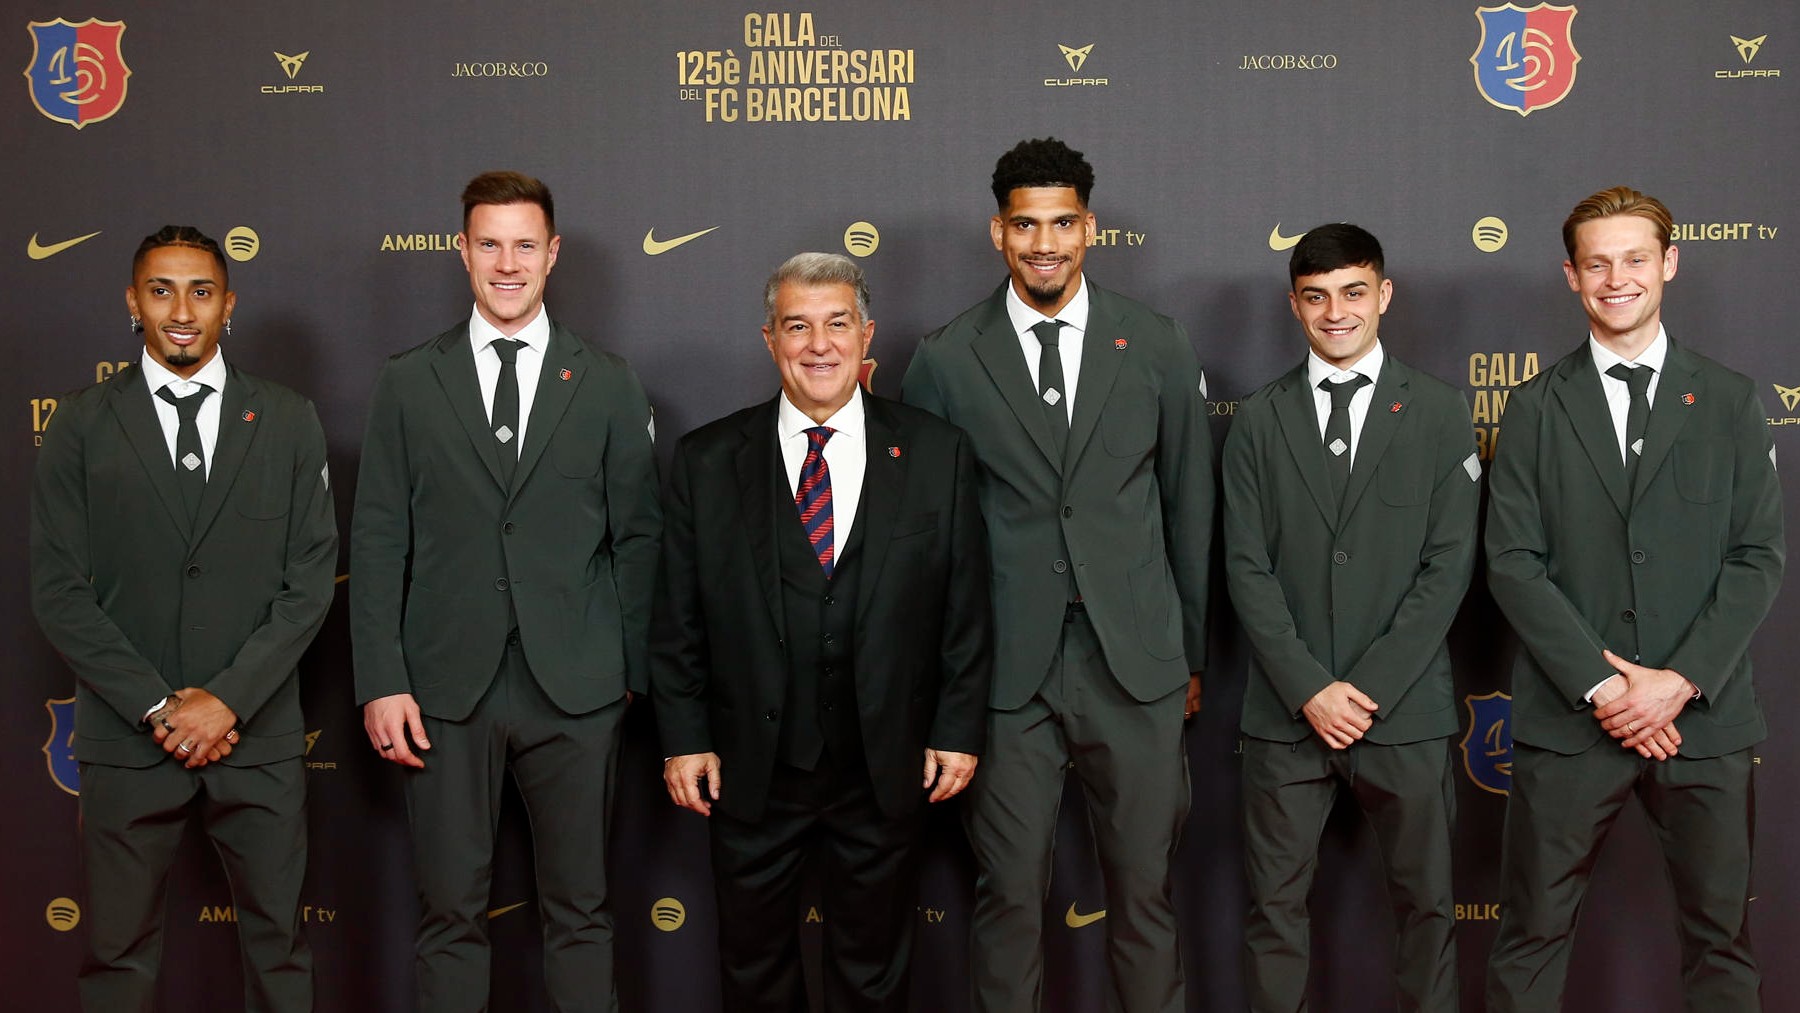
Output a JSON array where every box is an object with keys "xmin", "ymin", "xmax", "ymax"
[
  {"xmin": 1031, "ymin": 320, "xmax": 1070, "ymax": 457},
  {"xmin": 491, "ymin": 339, "xmax": 524, "ymax": 485},
  {"xmin": 1605, "ymin": 362, "xmax": 1652, "ymax": 487},
  {"xmin": 1320, "ymin": 374, "xmax": 1372, "ymax": 507},
  {"xmin": 156, "ymin": 384, "xmax": 213, "ymax": 525}
]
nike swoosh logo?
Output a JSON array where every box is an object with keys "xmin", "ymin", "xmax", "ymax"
[
  {"xmin": 1267, "ymin": 224, "xmax": 1304, "ymax": 252},
  {"xmin": 27, "ymin": 230, "xmax": 102, "ymax": 260},
  {"xmin": 1064, "ymin": 902, "xmax": 1106, "ymax": 928},
  {"xmin": 642, "ymin": 226, "xmax": 719, "ymax": 255},
  {"xmin": 487, "ymin": 901, "xmax": 528, "ymax": 919}
]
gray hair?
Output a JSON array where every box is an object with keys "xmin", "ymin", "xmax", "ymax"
[{"xmin": 763, "ymin": 252, "xmax": 870, "ymax": 328}]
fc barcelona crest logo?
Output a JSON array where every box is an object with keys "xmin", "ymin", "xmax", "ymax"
[
  {"xmin": 1459, "ymin": 691, "xmax": 1513, "ymax": 795},
  {"xmin": 24, "ymin": 19, "xmax": 131, "ymax": 129},
  {"xmin": 43, "ymin": 697, "xmax": 79, "ymax": 795},
  {"xmin": 1471, "ymin": 4, "xmax": 1580, "ymax": 116}
]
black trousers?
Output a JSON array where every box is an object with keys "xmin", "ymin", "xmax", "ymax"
[{"xmin": 708, "ymin": 757, "xmax": 925, "ymax": 1013}]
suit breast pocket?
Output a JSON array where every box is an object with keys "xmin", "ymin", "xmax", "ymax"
[
  {"xmin": 553, "ymin": 433, "xmax": 604, "ymax": 478},
  {"xmin": 1102, "ymin": 387, "xmax": 1158, "ymax": 457},
  {"xmin": 1674, "ymin": 439, "xmax": 1730, "ymax": 503},
  {"xmin": 233, "ymin": 459, "xmax": 290, "ymax": 520},
  {"xmin": 1376, "ymin": 451, "xmax": 1430, "ymax": 506}
]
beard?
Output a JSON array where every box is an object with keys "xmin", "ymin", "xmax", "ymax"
[{"xmin": 163, "ymin": 348, "xmax": 201, "ymax": 368}]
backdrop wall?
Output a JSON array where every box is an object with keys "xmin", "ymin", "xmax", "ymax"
[{"xmin": 6, "ymin": 2, "xmax": 1795, "ymax": 1010}]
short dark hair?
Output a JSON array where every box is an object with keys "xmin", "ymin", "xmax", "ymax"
[
  {"xmin": 1288, "ymin": 223, "xmax": 1384, "ymax": 286},
  {"xmin": 991, "ymin": 137, "xmax": 1094, "ymax": 209},
  {"xmin": 461, "ymin": 170, "xmax": 555, "ymax": 233},
  {"xmin": 132, "ymin": 226, "xmax": 230, "ymax": 288},
  {"xmin": 1561, "ymin": 185, "xmax": 1672, "ymax": 260}
]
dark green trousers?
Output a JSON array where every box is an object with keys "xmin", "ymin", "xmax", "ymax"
[
  {"xmin": 1239, "ymin": 735, "xmax": 1458, "ymax": 1013},
  {"xmin": 1487, "ymin": 742, "xmax": 1759, "ymax": 1012}
]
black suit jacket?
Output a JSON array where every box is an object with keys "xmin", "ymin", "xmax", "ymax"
[
  {"xmin": 31, "ymin": 363, "xmax": 338, "ymax": 767},
  {"xmin": 1225, "ymin": 355, "xmax": 1480, "ymax": 744},
  {"xmin": 1486, "ymin": 339, "xmax": 1784, "ymax": 756},
  {"xmin": 350, "ymin": 320, "xmax": 661, "ymax": 718},
  {"xmin": 902, "ymin": 281, "xmax": 1213, "ymax": 708},
  {"xmin": 650, "ymin": 393, "xmax": 993, "ymax": 822}
]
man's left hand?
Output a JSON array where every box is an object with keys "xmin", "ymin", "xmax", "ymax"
[
  {"xmin": 1594, "ymin": 649, "xmax": 1697, "ymax": 751},
  {"xmin": 154, "ymin": 688, "xmax": 240, "ymax": 769},
  {"xmin": 924, "ymin": 749, "xmax": 978, "ymax": 803},
  {"xmin": 1184, "ymin": 673, "xmax": 1203, "ymax": 720}
]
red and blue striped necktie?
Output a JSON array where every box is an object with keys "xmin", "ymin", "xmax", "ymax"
[{"xmin": 796, "ymin": 426, "xmax": 836, "ymax": 577}]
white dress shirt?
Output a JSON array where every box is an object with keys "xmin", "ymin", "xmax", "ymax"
[
  {"xmin": 1306, "ymin": 341, "xmax": 1386, "ymax": 467},
  {"xmin": 468, "ymin": 304, "xmax": 551, "ymax": 456},
  {"xmin": 1588, "ymin": 325, "xmax": 1668, "ymax": 466},
  {"xmin": 1005, "ymin": 275, "xmax": 1091, "ymax": 424},
  {"xmin": 142, "ymin": 347, "xmax": 229, "ymax": 478},
  {"xmin": 778, "ymin": 387, "xmax": 867, "ymax": 560}
]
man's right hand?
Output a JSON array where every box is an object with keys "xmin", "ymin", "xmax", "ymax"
[
  {"xmin": 1303, "ymin": 681, "xmax": 1379, "ymax": 750},
  {"xmin": 363, "ymin": 693, "xmax": 430, "ymax": 768},
  {"xmin": 664, "ymin": 753, "xmax": 722, "ymax": 816}
]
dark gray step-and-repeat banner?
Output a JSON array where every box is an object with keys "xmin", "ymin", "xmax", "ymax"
[{"xmin": 6, "ymin": 3, "xmax": 1795, "ymax": 1010}]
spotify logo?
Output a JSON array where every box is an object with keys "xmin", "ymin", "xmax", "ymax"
[
  {"xmin": 843, "ymin": 221, "xmax": 880, "ymax": 257},
  {"xmin": 1471, "ymin": 217, "xmax": 1508, "ymax": 253},
  {"xmin": 46, "ymin": 897, "xmax": 81, "ymax": 932},
  {"xmin": 225, "ymin": 226, "xmax": 261, "ymax": 262},
  {"xmin": 651, "ymin": 897, "xmax": 687, "ymax": 932}
]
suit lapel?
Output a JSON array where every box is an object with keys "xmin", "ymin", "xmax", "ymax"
[
  {"xmin": 1271, "ymin": 366, "xmax": 1337, "ymax": 526},
  {"xmin": 1339, "ymin": 362, "xmax": 1409, "ymax": 522},
  {"xmin": 735, "ymin": 399, "xmax": 787, "ymax": 638},
  {"xmin": 108, "ymin": 366, "xmax": 190, "ymax": 533},
  {"xmin": 190, "ymin": 370, "xmax": 260, "ymax": 542},
  {"xmin": 853, "ymin": 399, "xmax": 905, "ymax": 627},
  {"xmin": 430, "ymin": 327, "xmax": 507, "ymax": 489},
  {"xmin": 1552, "ymin": 351, "xmax": 1630, "ymax": 516},
  {"xmin": 512, "ymin": 323, "xmax": 585, "ymax": 498},
  {"xmin": 1066, "ymin": 284, "xmax": 1125, "ymax": 473},
  {"xmin": 969, "ymin": 286, "xmax": 1063, "ymax": 472},
  {"xmin": 1634, "ymin": 341, "xmax": 1701, "ymax": 504}
]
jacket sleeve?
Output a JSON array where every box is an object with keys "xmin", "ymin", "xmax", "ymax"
[
  {"xmin": 602, "ymin": 366, "xmax": 663, "ymax": 695},
  {"xmin": 926, "ymin": 428, "xmax": 993, "ymax": 753},
  {"xmin": 30, "ymin": 393, "xmax": 174, "ymax": 723},
  {"xmin": 1156, "ymin": 321, "xmax": 1215, "ymax": 672},
  {"xmin": 1485, "ymin": 380, "xmax": 1613, "ymax": 706},
  {"xmin": 348, "ymin": 361, "xmax": 415, "ymax": 704},
  {"xmin": 649, "ymin": 437, "xmax": 714, "ymax": 756},
  {"xmin": 204, "ymin": 401, "xmax": 339, "ymax": 721}
]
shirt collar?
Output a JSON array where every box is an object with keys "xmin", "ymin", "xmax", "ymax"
[
  {"xmin": 468, "ymin": 303, "xmax": 550, "ymax": 356},
  {"xmin": 1306, "ymin": 340, "xmax": 1385, "ymax": 390},
  {"xmin": 141, "ymin": 346, "xmax": 228, "ymax": 396},
  {"xmin": 1004, "ymin": 273, "xmax": 1091, "ymax": 337},
  {"xmin": 1588, "ymin": 324, "xmax": 1668, "ymax": 377},
  {"xmin": 778, "ymin": 385, "xmax": 865, "ymax": 442}
]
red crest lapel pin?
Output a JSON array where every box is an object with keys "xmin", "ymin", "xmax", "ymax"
[
  {"xmin": 1682, "ymin": 392, "xmax": 1696, "ymax": 405},
  {"xmin": 241, "ymin": 410, "xmax": 256, "ymax": 422},
  {"xmin": 559, "ymin": 368, "xmax": 573, "ymax": 381},
  {"xmin": 1389, "ymin": 402, "xmax": 1403, "ymax": 413},
  {"xmin": 1114, "ymin": 338, "xmax": 1128, "ymax": 350},
  {"xmin": 887, "ymin": 446, "xmax": 901, "ymax": 458}
]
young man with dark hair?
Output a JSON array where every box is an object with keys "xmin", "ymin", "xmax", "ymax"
[
  {"xmin": 32, "ymin": 226, "xmax": 337, "ymax": 1012},
  {"xmin": 1224, "ymin": 223, "xmax": 1478, "ymax": 1011},
  {"xmin": 904, "ymin": 137, "xmax": 1213, "ymax": 1013},
  {"xmin": 351, "ymin": 170, "xmax": 660, "ymax": 1011},
  {"xmin": 1485, "ymin": 186, "xmax": 1783, "ymax": 1010}
]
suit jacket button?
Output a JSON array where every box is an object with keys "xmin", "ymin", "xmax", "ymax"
[
  {"xmin": 503, "ymin": 522, "xmax": 516, "ymax": 534},
  {"xmin": 1622, "ymin": 609, "xmax": 1636, "ymax": 623},
  {"xmin": 185, "ymin": 564, "xmax": 202, "ymax": 578},
  {"xmin": 1631, "ymin": 549, "xmax": 1646, "ymax": 563},
  {"xmin": 495, "ymin": 577, "xmax": 510, "ymax": 591},
  {"xmin": 764, "ymin": 709, "xmax": 778, "ymax": 722},
  {"xmin": 1332, "ymin": 551, "xmax": 1349, "ymax": 565},
  {"xmin": 1052, "ymin": 559, "xmax": 1068, "ymax": 574},
  {"xmin": 1062, "ymin": 506, "xmax": 1073, "ymax": 518}
]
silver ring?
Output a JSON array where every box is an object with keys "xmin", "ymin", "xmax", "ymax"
[
  {"xmin": 225, "ymin": 729, "xmax": 239, "ymax": 743},
  {"xmin": 159, "ymin": 717, "xmax": 175, "ymax": 733},
  {"xmin": 178, "ymin": 741, "xmax": 194, "ymax": 754}
]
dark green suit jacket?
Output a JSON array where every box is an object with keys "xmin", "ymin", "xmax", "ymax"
[
  {"xmin": 1225, "ymin": 355, "xmax": 1480, "ymax": 744},
  {"xmin": 651, "ymin": 393, "xmax": 993, "ymax": 821},
  {"xmin": 31, "ymin": 363, "xmax": 338, "ymax": 767},
  {"xmin": 1486, "ymin": 339, "xmax": 1784, "ymax": 757},
  {"xmin": 903, "ymin": 280, "xmax": 1213, "ymax": 708},
  {"xmin": 349, "ymin": 321, "xmax": 661, "ymax": 719}
]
